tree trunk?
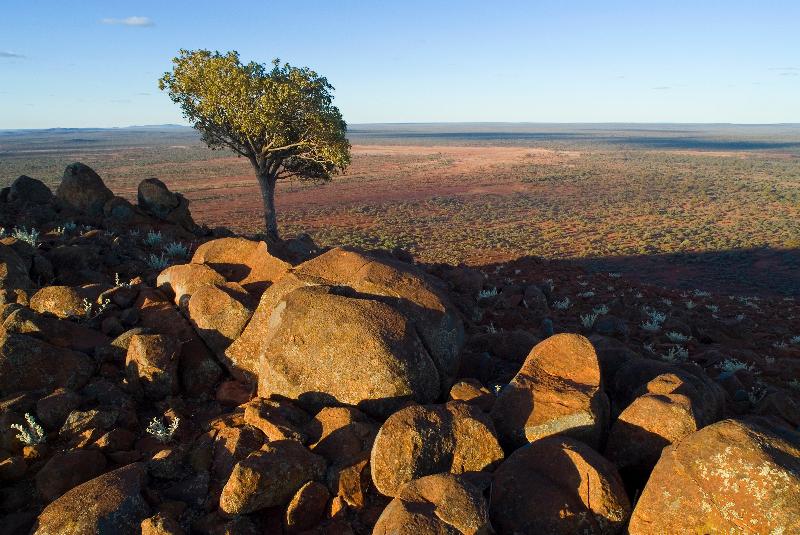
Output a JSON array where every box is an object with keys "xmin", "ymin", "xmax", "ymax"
[{"xmin": 256, "ymin": 172, "xmax": 280, "ymax": 244}]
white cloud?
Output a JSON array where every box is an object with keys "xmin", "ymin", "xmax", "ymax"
[
  {"xmin": 0, "ymin": 51, "xmax": 26, "ymax": 59},
  {"xmin": 101, "ymin": 16, "xmax": 154, "ymax": 27}
]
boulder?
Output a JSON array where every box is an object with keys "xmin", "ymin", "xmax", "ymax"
[
  {"xmin": 604, "ymin": 373, "xmax": 702, "ymax": 483},
  {"xmin": 242, "ymin": 397, "xmax": 310, "ymax": 443},
  {"xmin": 186, "ymin": 283, "xmax": 253, "ymax": 358},
  {"xmin": 56, "ymin": 163, "xmax": 113, "ymax": 217},
  {"xmin": 285, "ymin": 481, "xmax": 330, "ymax": 532},
  {"xmin": 8, "ymin": 175, "xmax": 53, "ymax": 205},
  {"xmin": 156, "ymin": 263, "xmax": 228, "ymax": 308},
  {"xmin": 134, "ymin": 289, "xmax": 222, "ymax": 397},
  {"xmin": 370, "ymin": 401, "xmax": 504, "ymax": 497},
  {"xmin": 490, "ymin": 436, "xmax": 631, "ymax": 534},
  {"xmin": 212, "ymin": 424, "xmax": 266, "ymax": 482},
  {"xmin": 294, "ymin": 247, "xmax": 464, "ymax": 390},
  {"xmin": 125, "ymin": 334, "xmax": 180, "ymax": 400},
  {"xmin": 35, "ymin": 449, "xmax": 107, "ymax": 502},
  {"xmin": 219, "ymin": 439, "xmax": 326, "ymax": 515},
  {"xmin": 137, "ymin": 178, "xmax": 198, "ymax": 232},
  {"xmin": 448, "ymin": 379, "xmax": 495, "ymax": 412},
  {"xmin": 0, "ymin": 243, "xmax": 33, "ymax": 290},
  {"xmin": 191, "ymin": 237, "xmax": 290, "ymax": 296},
  {"xmin": 0, "ymin": 331, "xmax": 93, "ymax": 396},
  {"xmin": 305, "ymin": 406, "xmax": 376, "ymax": 466},
  {"xmin": 628, "ymin": 418, "xmax": 800, "ymax": 534},
  {"xmin": 29, "ymin": 285, "xmax": 86, "ymax": 319},
  {"xmin": 491, "ymin": 333, "xmax": 609, "ymax": 450},
  {"xmin": 36, "ymin": 388, "xmax": 82, "ymax": 430},
  {"xmin": 374, "ymin": 474, "xmax": 491, "ymax": 535},
  {"xmin": 31, "ymin": 463, "xmax": 150, "ymax": 535},
  {"xmin": 256, "ymin": 285, "xmax": 440, "ymax": 417},
  {"xmin": 3, "ymin": 306, "xmax": 109, "ymax": 352}
]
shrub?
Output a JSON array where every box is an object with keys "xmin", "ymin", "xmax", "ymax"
[
  {"xmin": 11, "ymin": 413, "xmax": 46, "ymax": 445},
  {"xmin": 580, "ymin": 313, "xmax": 598, "ymax": 328},
  {"xmin": 552, "ymin": 297, "xmax": 571, "ymax": 310},
  {"xmin": 146, "ymin": 416, "xmax": 179, "ymax": 443},
  {"xmin": 163, "ymin": 241, "xmax": 189, "ymax": 258},
  {"xmin": 11, "ymin": 226, "xmax": 40, "ymax": 247},
  {"xmin": 666, "ymin": 331, "xmax": 691, "ymax": 343},
  {"xmin": 146, "ymin": 253, "xmax": 169, "ymax": 270},
  {"xmin": 144, "ymin": 230, "xmax": 163, "ymax": 246}
]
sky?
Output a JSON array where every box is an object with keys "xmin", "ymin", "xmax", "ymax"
[{"xmin": 0, "ymin": 1, "xmax": 798, "ymax": 128}]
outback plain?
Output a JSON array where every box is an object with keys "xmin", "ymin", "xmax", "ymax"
[{"xmin": 3, "ymin": 123, "xmax": 799, "ymax": 295}]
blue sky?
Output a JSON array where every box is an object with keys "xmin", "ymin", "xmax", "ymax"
[{"xmin": 1, "ymin": 1, "xmax": 798, "ymax": 128}]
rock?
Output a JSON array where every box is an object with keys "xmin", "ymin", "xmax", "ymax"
[
  {"xmin": 294, "ymin": 247, "xmax": 464, "ymax": 390},
  {"xmin": 3, "ymin": 306, "xmax": 109, "ymax": 352},
  {"xmin": 490, "ymin": 436, "xmax": 631, "ymax": 534},
  {"xmin": 611, "ymin": 359, "xmax": 724, "ymax": 425},
  {"xmin": 156, "ymin": 263, "xmax": 228, "ymax": 309},
  {"xmin": 186, "ymin": 283, "xmax": 253, "ymax": 358},
  {"xmin": 29, "ymin": 285, "xmax": 86, "ymax": 319},
  {"xmin": 373, "ymin": 473, "xmax": 491, "ymax": 535},
  {"xmin": 212, "ymin": 425, "xmax": 265, "ymax": 482},
  {"xmin": 0, "ymin": 243, "xmax": 32, "ymax": 290},
  {"xmin": 448, "ymin": 379, "xmax": 495, "ymax": 412},
  {"xmin": 137, "ymin": 178, "xmax": 198, "ymax": 232},
  {"xmin": 141, "ymin": 513, "xmax": 185, "ymax": 535},
  {"xmin": 35, "ymin": 449, "xmax": 107, "ymax": 502},
  {"xmin": 219, "ymin": 439, "xmax": 326, "ymax": 515},
  {"xmin": 125, "ymin": 334, "xmax": 180, "ymax": 400},
  {"xmin": 36, "ymin": 388, "xmax": 82, "ymax": 430},
  {"xmin": 628, "ymin": 418, "xmax": 800, "ymax": 534},
  {"xmin": 103, "ymin": 196, "xmax": 138, "ymax": 223},
  {"xmin": 370, "ymin": 401, "xmax": 504, "ymax": 497},
  {"xmin": 0, "ymin": 331, "xmax": 93, "ymax": 396},
  {"xmin": 56, "ymin": 163, "xmax": 114, "ymax": 217},
  {"xmin": 256, "ymin": 285, "xmax": 440, "ymax": 417},
  {"xmin": 604, "ymin": 373, "xmax": 702, "ymax": 484},
  {"xmin": 191, "ymin": 237, "xmax": 290, "ymax": 296},
  {"xmin": 491, "ymin": 333, "xmax": 609, "ymax": 450},
  {"xmin": 305, "ymin": 406, "xmax": 376, "ymax": 466},
  {"xmin": 0, "ymin": 455, "xmax": 27, "ymax": 481},
  {"xmin": 59, "ymin": 408, "xmax": 118, "ymax": 442},
  {"xmin": 134, "ymin": 289, "xmax": 222, "ymax": 397},
  {"xmin": 216, "ymin": 380, "xmax": 252, "ymax": 406},
  {"xmin": 285, "ymin": 480, "xmax": 330, "ymax": 532},
  {"xmin": 8, "ymin": 175, "xmax": 53, "ymax": 205},
  {"xmin": 31, "ymin": 463, "xmax": 150, "ymax": 535},
  {"xmin": 242, "ymin": 397, "xmax": 310, "ymax": 443}
]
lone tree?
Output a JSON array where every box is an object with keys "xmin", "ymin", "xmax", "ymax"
[{"xmin": 159, "ymin": 49, "xmax": 350, "ymax": 242}]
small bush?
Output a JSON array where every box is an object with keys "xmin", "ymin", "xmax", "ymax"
[
  {"xmin": 146, "ymin": 416, "xmax": 179, "ymax": 443},
  {"xmin": 11, "ymin": 413, "xmax": 46, "ymax": 445}
]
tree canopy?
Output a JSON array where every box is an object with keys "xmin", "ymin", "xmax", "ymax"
[{"xmin": 158, "ymin": 49, "xmax": 351, "ymax": 240}]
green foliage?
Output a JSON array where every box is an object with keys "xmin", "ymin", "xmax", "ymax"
[{"xmin": 159, "ymin": 49, "xmax": 350, "ymax": 181}]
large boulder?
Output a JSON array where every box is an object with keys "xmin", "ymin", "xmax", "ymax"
[
  {"xmin": 219, "ymin": 439, "xmax": 326, "ymax": 515},
  {"xmin": 491, "ymin": 333, "xmax": 609, "ymax": 450},
  {"xmin": 294, "ymin": 247, "xmax": 465, "ymax": 390},
  {"xmin": 370, "ymin": 401, "xmax": 504, "ymax": 497},
  {"xmin": 0, "ymin": 331, "xmax": 94, "ymax": 396},
  {"xmin": 191, "ymin": 237, "xmax": 290, "ymax": 296},
  {"xmin": 8, "ymin": 175, "xmax": 53, "ymax": 205},
  {"xmin": 31, "ymin": 463, "xmax": 150, "ymax": 535},
  {"xmin": 373, "ymin": 473, "xmax": 492, "ymax": 535},
  {"xmin": 227, "ymin": 247, "xmax": 464, "ymax": 389},
  {"xmin": 490, "ymin": 436, "xmax": 631, "ymax": 534},
  {"xmin": 137, "ymin": 178, "xmax": 198, "ymax": 232},
  {"xmin": 256, "ymin": 285, "xmax": 440, "ymax": 417},
  {"xmin": 56, "ymin": 163, "xmax": 113, "ymax": 217},
  {"xmin": 628, "ymin": 418, "xmax": 800, "ymax": 534}
]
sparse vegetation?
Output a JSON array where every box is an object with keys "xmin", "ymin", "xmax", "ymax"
[
  {"xmin": 146, "ymin": 416, "xmax": 180, "ymax": 443},
  {"xmin": 10, "ymin": 413, "xmax": 46, "ymax": 446}
]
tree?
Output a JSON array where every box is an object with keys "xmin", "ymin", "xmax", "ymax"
[{"xmin": 159, "ymin": 49, "xmax": 351, "ymax": 243}]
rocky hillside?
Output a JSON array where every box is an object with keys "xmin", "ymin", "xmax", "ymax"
[{"xmin": 1, "ymin": 163, "xmax": 799, "ymax": 534}]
